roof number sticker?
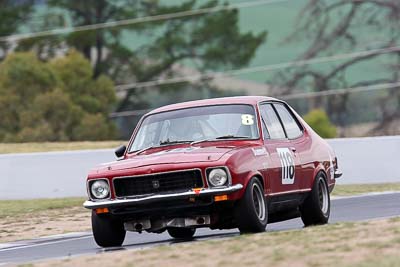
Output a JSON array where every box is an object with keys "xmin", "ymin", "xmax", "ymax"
[{"xmin": 241, "ymin": 114, "xmax": 254, "ymax": 125}]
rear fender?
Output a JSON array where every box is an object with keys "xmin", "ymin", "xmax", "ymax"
[{"xmin": 312, "ymin": 164, "xmax": 328, "ymax": 187}]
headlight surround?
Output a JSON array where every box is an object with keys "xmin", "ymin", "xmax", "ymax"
[
  {"xmin": 90, "ymin": 179, "xmax": 110, "ymax": 199},
  {"xmin": 208, "ymin": 168, "xmax": 229, "ymax": 187}
]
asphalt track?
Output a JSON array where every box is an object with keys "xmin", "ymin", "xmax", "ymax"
[{"xmin": 1, "ymin": 192, "xmax": 399, "ymax": 265}]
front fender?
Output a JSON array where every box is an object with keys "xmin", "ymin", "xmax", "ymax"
[{"xmin": 228, "ymin": 170, "xmax": 264, "ymax": 200}]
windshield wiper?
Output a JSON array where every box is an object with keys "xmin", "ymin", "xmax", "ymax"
[
  {"xmin": 138, "ymin": 136, "xmax": 248, "ymax": 154},
  {"xmin": 159, "ymin": 139, "xmax": 193, "ymax": 146},
  {"xmin": 191, "ymin": 135, "xmax": 250, "ymax": 145},
  {"xmin": 136, "ymin": 145, "xmax": 160, "ymax": 155},
  {"xmin": 215, "ymin": 135, "xmax": 250, "ymax": 139},
  {"xmin": 136, "ymin": 140, "xmax": 193, "ymax": 155}
]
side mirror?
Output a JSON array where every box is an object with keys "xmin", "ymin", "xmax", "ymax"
[{"xmin": 115, "ymin": 145, "xmax": 126, "ymax": 158}]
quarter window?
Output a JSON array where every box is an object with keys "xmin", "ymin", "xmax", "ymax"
[
  {"xmin": 274, "ymin": 103, "xmax": 302, "ymax": 139},
  {"xmin": 261, "ymin": 117, "xmax": 270, "ymax": 139},
  {"xmin": 260, "ymin": 104, "xmax": 286, "ymax": 139}
]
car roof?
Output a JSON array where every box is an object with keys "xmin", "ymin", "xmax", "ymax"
[{"xmin": 147, "ymin": 96, "xmax": 279, "ymax": 115}]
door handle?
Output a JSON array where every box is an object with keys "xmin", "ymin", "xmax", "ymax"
[{"xmin": 290, "ymin": 147, "xmax": 297, "ymax": 152}]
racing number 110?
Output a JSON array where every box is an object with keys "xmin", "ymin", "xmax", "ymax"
[{"xmin": 277, "ymin": 148, "xmax": 295, "ymax": 185}]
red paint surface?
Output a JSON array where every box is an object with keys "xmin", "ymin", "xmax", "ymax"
[{"xmin": 87, "ymin": 96, "xmax": 337, "ymax": 200}]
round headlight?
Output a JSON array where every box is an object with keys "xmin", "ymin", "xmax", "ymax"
[
  {"xmin": 90, "ymin": 180, "xmax": 110, "ymax": 199},
  {"xmin": 208, "ymin": 168, "xmax": 228, "ymax": 187}
]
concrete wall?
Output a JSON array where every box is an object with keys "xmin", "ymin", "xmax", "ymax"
[
  {"xmin": 0, "ymin": 135, "xmax": 399, "ymax": 199},
  {"xmin": 328, "ymin": 135, "xmax": 400, "ymax": 184},
  {"xmin": 0, "ymin": 150, "xmax": 115, "ymax": 200}
]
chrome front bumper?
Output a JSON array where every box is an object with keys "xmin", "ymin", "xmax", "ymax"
[{"xmin": 83, "ymin": 184, "xmax": 243, "ymax": 209}]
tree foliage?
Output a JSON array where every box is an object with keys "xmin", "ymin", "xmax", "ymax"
[
  {"xmin": 21, "ymin": 0, "xmax": 266, "ymax": 112},
  {"xmin": 0, "ymin": 51, "xmax": 117, "ymax": 142},
  {"xmin": 0, "ymin": 1, "xmax": 33, "ymax": 60},
  {"xmin": 0, "ymin": 0, "xmax": 266, "ymax": 140},
  {"xmin": 304, "ymin": 109, "xmax": 337, "ymax": 138}
]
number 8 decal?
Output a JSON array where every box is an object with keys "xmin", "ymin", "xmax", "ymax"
[
  {"xmin": 241, "ymin": 114, "xmax": 254, "ymax": 125},
  {"xmin": 277, "ymin": 148, "xmax": 295, "ymax": 184}
]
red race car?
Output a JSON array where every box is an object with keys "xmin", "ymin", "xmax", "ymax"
[{"xmin": 84, "ymin": 96, "xmax": 342, "ymax": 247}]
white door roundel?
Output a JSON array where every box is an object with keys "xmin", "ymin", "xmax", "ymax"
[{"xmin": 277, "ymin": 148, "xmax": 295, "ymax": 185}]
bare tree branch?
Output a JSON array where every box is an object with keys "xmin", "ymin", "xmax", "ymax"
[{"xmin": 277, "ymin": 0, "xmax": 400, "ymax": 135}]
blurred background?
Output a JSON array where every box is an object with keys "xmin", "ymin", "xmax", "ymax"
[{"xmin": 0, "ymin": 0, "xmax": 399, "ymax": 142}]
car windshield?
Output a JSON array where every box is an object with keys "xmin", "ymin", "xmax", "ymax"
[{"xmin": 129, "ymin": 104, "xmax": 259, "ymax": 152}]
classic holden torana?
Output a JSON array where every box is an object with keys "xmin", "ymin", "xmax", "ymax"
[{"xmin": 84, "ymin": 96, "xmax": 342, "ymax": 247}]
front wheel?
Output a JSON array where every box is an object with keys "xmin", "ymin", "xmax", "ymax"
[
  {"xmin": 300, "ymin": 173, "xmax": 330, "ymax": 226},
  {"xmin": 235, "ymin": 177, "xmax": 268, "ymax": 233},
  {"xmin": 167, "ymin": 228, "xmax": 196, "ymax": 239},
  {"xmin": 92, "ymin": 211, "xmax": 126, "ymax": 247}
]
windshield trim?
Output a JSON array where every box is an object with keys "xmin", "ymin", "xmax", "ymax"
[{"xmin": 127, "ymin": 103, "xmax": 261, "ymax": 154}]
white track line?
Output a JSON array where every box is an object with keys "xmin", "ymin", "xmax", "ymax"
[
  {"xmin": 0, "ymin": 231, "xmax": 91, "ymax": 248},
  {"xmin": 0, "ymin": 236, "xmax": 92, "ymax": 252},
  {"xmin": 36, "ymin": 232, "xmax": 92, "ymax": 240}
]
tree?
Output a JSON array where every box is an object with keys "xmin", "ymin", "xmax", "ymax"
[
  {"xmin": 304, "ymin": 109, "xmax": 337, "ymax": 138},
  {"xmin": 0, "ymin": 1, "xmax": 34, "ymax": 60},
  {"xmin": 21, "ymin": 0, "xmax": 266, "ymax": 112},
  {"xmin": 0, "ymin": 52, "xmax": 57, "ymax": 140},
  {"xmin": 0, "ymin": 51, "xmax": 117, "ymax": 142},
  {"xmin": 274, "ymin": 0, "xmax": 400, "ymax": 135}
]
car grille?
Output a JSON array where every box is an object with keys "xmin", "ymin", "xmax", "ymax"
[{"xmin": 113, "ymin": 169, "xmax": 203, "ymax": 198}]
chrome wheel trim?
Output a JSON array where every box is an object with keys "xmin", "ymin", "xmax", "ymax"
[
  {"xmin": 318, "ymin": 178, "xmax": 329, "ymax": 214},
  {"xmin": 252, "ymin": 182, "xmax": 266, "ymax": 221}
]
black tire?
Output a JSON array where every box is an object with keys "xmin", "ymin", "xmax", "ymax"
[
  {"xmin": 235, "ymin": 177, "xmax": 268, "ymax": 233},
  {"xmin": 167, "ymin": 228, "xmax": 196, "ymax": 239},
  {"xmin": 91, "ymin": 211, "xmax": 126, "ymax": 247},
  {"xmin": 300, "ymin": 173, "xmax": 330, "ymax": 226}
]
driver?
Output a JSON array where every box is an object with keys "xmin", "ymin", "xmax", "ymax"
[{"xmin": 167, "ymin": 117, "xmax": 205, "ymax": 141}]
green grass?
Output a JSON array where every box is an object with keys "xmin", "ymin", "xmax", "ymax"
[
  {"xmin": 0, "ymin": 197, "xmax": 86, "ymax": 218},
  {"xmin": 0, "ymin": 141, "xmax": 126, "ymax": 154},
  {"xmin": 333, "ymin": 183, "xmax": 400, "ymax": 196}
]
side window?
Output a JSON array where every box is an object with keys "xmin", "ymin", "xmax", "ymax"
[
  {"xmin": 274, "ymin": 103, "xmax": 303, "ymax": 139},
  {"xmin": 260, "ymin": 104, "xmax": 286, "ymax": 139}
]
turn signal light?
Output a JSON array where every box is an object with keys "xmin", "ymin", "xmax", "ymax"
[
  {"xmin": 193, "ymin": 188, "xmax": 203, "ymax": 195},
  {"xmin": 214, "ymin": 195, "xmax": 228, "ymax": 202},
  {"xmin": 95, "ymin": 207, "xmax": 109, "ymax": 214}
]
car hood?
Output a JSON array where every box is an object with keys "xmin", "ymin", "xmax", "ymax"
[{"xmin": 94, "ymin": 145, "xmax": 245, "ymax": 173}]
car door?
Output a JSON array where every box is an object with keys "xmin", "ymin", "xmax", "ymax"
[
  {"xmin": 273, "ymin": 103, "xmax": 310, "ymax": 191},
  {"xmin": 259, "ymin": 103, "xmax": 302, "ymax": 195}
]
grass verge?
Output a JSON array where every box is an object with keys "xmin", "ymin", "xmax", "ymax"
[
  {"xmin": 0, "ymin": 197, "xmax": 86, "ymax": 219},
  {"xmin": 0, "ymin": 141, "xmax": 126, "ymax": 154},
  {"xmin": 333, "ymin": 182, "xmax": 400, "ymax": 196},
  {"xmin": 0, "ymin": 198, "xmax": 89, "ymax": 243},
  {"xmin": 32, "ymin": 217, "xmax": 400, "ymax": 267}
]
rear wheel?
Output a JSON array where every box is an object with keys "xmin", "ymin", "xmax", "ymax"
[
  {"xmin": 92, "ymin": 211, "xmax": 126, "ymax": 247},
  {"xmin": 167, "ymin": 228, "xmax": 196, "ymax": 239},
  {"xmin": 300, "ymin": 173, "xmax": 330, "ymax": 226},
  {"xmin": 235, "ymin": 177, "xmax": 268, "ymax": 233}
]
